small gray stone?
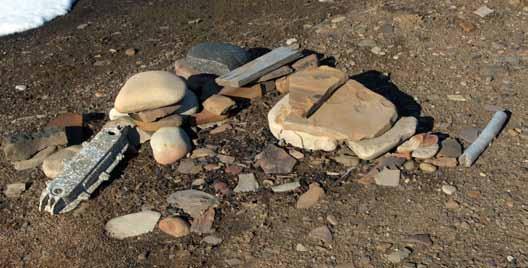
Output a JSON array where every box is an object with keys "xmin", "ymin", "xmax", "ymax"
[
  {"xmin": 386, "ymin": 248, "xmax": 412, "ymax": 263},
  {"xmin": 374, "ymin": 169, "xmax": 401, "ymax": 187},
  {"xmin": 202, "ymin": 235, "xmax": 223, "ymax": 246},
  {"xmin": 309, "ymin": 226, "xmax": 333, "ymax": 242},
  {"xmin": 333, "ymin": 154, "xmax": 360, "ymax": 167},
  {"xmin": 167, "ymin": 190, "xmax": 219, "ymax": 218},
  {"xmin": 234, "ymin": 173, "xmax": 259, "ymax": 192},
  {"xmin": 271, "ymin": 181, "xmax": 301, "ymax": 193},
  {"xmin": 186, "ymin": 42, "xmax": 251, "ymax": 76},
  {"xmin": 3, "ymin": 183, "xmax": 27, "ymax": 198},
  {"xmin": 402, "ymin": 234, "xmax": 434, "ymax": 247},
  {"xmin": 177, "ymin": 159, "xmax": 202, "ymax": 174},
  {"xmin": 438, "ymin": 138, "xmax": 462, "ymax": 158},
  {"xmin": 459, "ymin": 127, "xmax": 481, "ymax": 143}
]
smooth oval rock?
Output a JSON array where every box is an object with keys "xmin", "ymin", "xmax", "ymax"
[
  {"xmin": 41, "ymin": 145, "xmax": 82, "ymax": 178},
  {"xmin": 150, "ymin": 127, "xmax": 191, "ymax": 165},
  {"xmin": 186, "ymin": 42, "xmax": 251, "ymax": 76},
  {"xmin": 115, "ymin": 71, "xmax": 187, "ymax": 113},
  {"xmin": 158, "ymin": 217, "xmax": 190, "ymax": 238},
  {"xmin": 105, "ymin": 211, "xmax": 161, "ymax": 239}
]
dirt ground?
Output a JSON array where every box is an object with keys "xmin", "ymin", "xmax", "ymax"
[{"xmin": 1, "ymin": 0, "xmax": 528, "ymax": 267}]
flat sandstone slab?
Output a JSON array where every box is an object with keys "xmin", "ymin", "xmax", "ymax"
[
  {"xmin": 288, "ymin": 66, "xmax": 347, "ymax": 117},
  {"xmin": 284, "ymin": 80, "xmax": 398, "ymax": 141},
  {"xmin": 215, "ymin": 47, "xmax": 302, "ymax": 88}
]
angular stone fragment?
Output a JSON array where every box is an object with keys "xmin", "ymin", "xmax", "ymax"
[
  {"xmin": 347, "ymin": 117, "xmax": 417, "ymax": 160},
  {"xmin": 186, "ymin": 42, "xmax": 251, "ymax": 76},
  {"xmin": 291, "ymin": 54, "xmax": 318, "ymax": 71},
  {"xmin": 174, "ymin": 58, "xmax": 200, "ymax": 79},
  {"xmin": 159, "ymin": 217, "xmax": 190, "ymax": 238},
  {"xmin": 258, "ymin": 66, "xmax": 293, "ymax": 82},
  {"xmin": 190, "ymin": 110, "xmax": 228, "ymax": 126},
  {"xmin": 437, "ymin": 138, "xmax": 462, "ymax": 158},
  {"xmin": 190, "ymin": 207, "xmax": 215, "ymax": 234},
  {"xmin": 105, "ymin": 211, "xmax": 161, "ymax": 240},
  {"xmin": 296, "ymin": 183, "xmax": 324, "ymax": 208},
  {"xmin": 177, "ymin": 159, "xmax": 202, "ymax": 174},
  {"xmin": 167, "ymin": 190, "xmax": 219, "ymax": 218},
  {"xmin": 285, "ymin": 80, "xmax": 398, "ymax": 142},
  {"xmin": 234, "ymin": 173, "xmax": 259, "ymax": 193},
  {"xmin": 42, "ymin": 145, "xmax": 82, "ymax": 178},
  {"xmin": 13, "ymin": 146, "xmax": 57, "ymax": 171},
  {"xmin": 129, "ymin": 104, "xmax": 181, "ymax": 122},
  {"xmin": 3, "ymin": 182, "xmax": 26, "ymax": 198},
  {"xmin": 114, "ymin": 71, "xmax": 187, "ymax": 113},
  {"xmin": 3, "ymin": 127, "xmax": 68, "ymax": 161},
  {"xmin": 309, "ymin": 225, "xmax": 332, "ymax": 242},
  {"xmin": 255, "ymin": 144, "xmax": 297, "ymax": 174},
  {"xmin": 374, "ymin": 168, "xmax": 400, "ymax": 187},
  {"xmin": 268, "ymin": 95, "xmax": 338, "ymax": 151},
  {"xmin": 219, "ymin": 84, "xmax": 263, "ymax": 100},
  {"xmin": 287, "ymin": 66, "xmax": 347, "ymax": 117},
  {"xmin": 133, "ymin": 114, "xmax": 183, "ymax": 132},
  {"xmin": 202, "ymin": 95, "xmax": 236, "ymax": 115},
  {"xmin": 424, "ymin": 157, "xmax": 458, "ymax": 168},
  {"xmin": 275, "ymin": 76, "xmax": 289, "ymax": 94}
]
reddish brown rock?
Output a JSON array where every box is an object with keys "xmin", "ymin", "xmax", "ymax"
[
  {"xmin": 255, "ymin": 144, "xmax": 297, "ymax": 174},
  {"xmin": 219, "ymin": 84, "xmax": 263, "ymax": 100},
  {"xmin": 296, "ymin": 183, "xmax": 325, "ymax": 209},
  {"xmin": 129, "ymin": 104, "xmax": 181, "ymax": 122},
  {"xmin": 47, "ymin": 112, "xmax": 83, "ymax": 128},
  {"xmin": 291, "ymin": 54, "xmax": 319, "ymax": 71},
  {"xmin": 133, "ymin": 114, "xmax": 183, "ymax": 132},
  {"xmin": 202, "ymin": 95, "xmax": 236, "ymax": 115},
  {"xmin": 158, "ymin": 217, "xmax": 190, "ymax": 238},
  {"xmin": 190, "ymin": 110, "xmax": 228, "ymax": 126},
  {"xmin": 191, "ymin": 207, "xmax": 215, "ymax": 234},
  {"xmin": 275, "ymin": 76, "xmax": 290, "ymax": 94}
]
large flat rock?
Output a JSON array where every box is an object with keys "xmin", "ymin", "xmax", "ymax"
[{"xmin": 283, "ymin": 80, "xmax": 398, "ymax": 141}]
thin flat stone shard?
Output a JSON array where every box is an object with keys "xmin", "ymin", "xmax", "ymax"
[{"xmin": 215, "ymin": 47, "xmax": 302, "ymax": 88}]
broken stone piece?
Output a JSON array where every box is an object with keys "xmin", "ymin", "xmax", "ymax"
[
  {"xmin": 105, "ymin": 211, "xmax": 161, "ymax": 239},
  {"xmin": 309, "ymin": 225, "xmax": 332, "ymax": 242},
  {"xmin": 42, "ymin": 145, "xmax": 82, "ymax": 178},
  {"xmin": 255, "ymin": 144, "xmax": 297, "ymax": 174},
  {"xmin": 174, "ymin": 58, "xmax": 200, "ymax": 79},
  {"xmin": 133, "ymin": 114, "xmax": 184, "ymax": 132},
  {"xmin": 233, "ymin": 173, "xmax": 259, "ymax": 193},
  {"xmin": 284, "ymin": 79, "xmax": 398, "ymax": 141},
  {"xmin": 425, "ymin": 157, "xmax": 458, "ymax": 167},
  {"xmin": 296, "ymin": 183, "xmax": 325, "ymax": 209},
  {"xmin": 190, "ymin": 207, "xmax": 215, "ymax": 234},
  {"xmin": 177, "ymin": 159, "xmax": 203, "ymax": 174},
  {"xmin": 287, "ymin": 66, "xmax": 347, "ymax": 117},
  {"xmin": 158, "ymin": 217, "xmax": 191, "ymax": 238},
  {"xmin": 190, "ymin": 110, "xmax": 229, "ymax": 126},
  {"xmin": 374, "ymin": 168, "xmax": 401, "ymax": 187},
  {"xmin": 202, "ymin": 95, "xmax": 236, "ymax": 115},
  {"xmin": 347, "ymin": 117, "xmax": 417, "ymax": 160},
  {"xmin": 271, "ymin": 181, "xmax": 301, "ymax": 193},
  {"xmin": 129, "ymin": 104, "xmax": 181, "ymax": 123},
  {"xmin": 3, "ymin": 127, "xmax": 68, "ymax": 161},
  {"xmin": 258, "ymin": 65, "xmax": 293, "ymax": 82},
  {"xmin": 275, "ymin": 76, "xmax": 290, "ymax": 94},
  {"xmin": 3, "ymin": 182, "xmax": 27, "ymax": 198},
  {"xmin": 219, "ymin": 84, "xmax": 263, "ymax": 100},
  {"xmin": 13, "ymin": 146, "xmax": 57, "ymax": 171},
  {"xmin": 268, "ymin": 95, "xmax": 338, "ymax": 151},
  {"xmin": 291, "ymin": 54, "xmax": 319, "ymax": 71},
  {"xmin": 437, "ymin": 138, "xmax": 462, "ymax": 158},
  {"xmin": 167, "ymin": 190, "xmax": 219, "ymax": 218}
]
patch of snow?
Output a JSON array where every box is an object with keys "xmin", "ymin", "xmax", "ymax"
[{"xmin": 0, "ymin": 0, "xmax": 77, "ymax": 36}]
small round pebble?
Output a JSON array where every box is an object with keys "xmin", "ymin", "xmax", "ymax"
[
  {"xmin": 442, "ymin": 185, "xmax": 457, "ymax": 195},
  {"xmin": 419, "ymin": 162, "xmax": 437, "ymax": 173},
  {"xmin": 403, "ymin": 160, "xmax": 416, "ymax": 171}
]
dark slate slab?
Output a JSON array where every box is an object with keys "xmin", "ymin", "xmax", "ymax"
[{"xmin": 186, "ymin": 42, "xmax": 251, "ymax": 76}]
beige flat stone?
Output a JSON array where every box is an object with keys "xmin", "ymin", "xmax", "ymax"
[
  {"xmin": 268, "ymin": 95, "xmax": 338, "ymax": 151},
  {"xmin": 288, "ymin": 66, "xmax": 347, "ymax": 116},
  {"xmin": 129, "ymin": 104, "xmax": 181, "ymax": 122},
  {"xmin": 284, "ymin": 79, "xmax": 398, "ymax": 141},
  {"xmin": 346, "ymin": 117, "xmax": 417, "ymax": 160}
]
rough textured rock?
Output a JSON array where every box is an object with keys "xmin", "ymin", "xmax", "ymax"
[
  {"xmin": 437, "ymin": 138, "xmax": 462, "ymax": 158},
  {"xmin": 158, "ymin": 217, "xmax": 190, "ymax": 238},
  {"xmin": 374, "ymin": 168, "xmax": 401, "ymax": 187},
  {"xmin": 234, "ymin": 173, "xmax": 259, "ymax": 192},
  {"xmin": 177, "ymin": 159, "xmax": 202, "ymax": 174},
  {"xmin": 167, "ymin": 190, "xmax": 219, "ymax": 218},
  {"xmin": 150, "ymin": 127, "xmax": 191, "ymax": 165},
  {"xmin": 105, "ymin": 211, "xmax": 161, "ymax": 239},
  {"xmin": 174, "ymin": 58, "xmax": 200, "ymax": 79},
  {"xmin": 346, "ymin": 117, "xmax": 417, "ymax": 160},
  {"xmin": 114, "ymin": 71, "xmax": 187, "ymax": 113},
  {"xmin": 419, "ymin": 162, "xmax": 437, "ymax": 173},
  {"xmin": 291, "ymin": 54, "xmax": 319, "ymax": 71},
  {"xmin": 129, "ymin": 104, "xmax": 181, "ymax": 122},
  {"xmin": 284, "ymin": 79, "xmax": 398, "ymax": 141},
  {"xmin": 219, "ymin": 84, "xmax": 263, "ymax": 100},
  {"xmin": 309, "ymin": 225, "xmax": 332, "ymax": 242},
  {"xmin": 13, "ymin": 146, "xmax": 57, "ymax": 171},
  {"xmin": 275, "ymin": 76, "xmax": 290, "ymax": 94},
  {"xmin": 3, "ymin": 182, "xmax": 26, "ymax": 198},
  {"xmin": 255, "ymin": 144, "xmax": 297, "ymax": 174},
  {"xmin": 190, "ymin": 207, "xmax": 215, "ymax": 234},
  {"xmin": 296, "ymin": 183, "xmax": 324, "ymax": 208},
  {"xmin": 133, "ymin": 114, "xmax": 184, "ymax": 132},
  {"xmin": 3, "ymin": 127, "xmax": 68, "ymax": 161},
  {"xmin": 268, "ymin": 95, "xmax": 338, "ymax": 151},
  {"xmin": 186, "ymin": 42, "xmax": 251, "ymax": 76},
  {"xmin": 202, "ymin": 94, "xmax": 236, "ymax": 115},
  {"xmin": 41, "ymin": 145, "xmax": 82, "ymax": 178},
  {"xmin": 258, "ymin": 65, "xmax": 293, "ymax": 82},
  {"xmin": 271, "ymin": 181, "xmax": 301, "ymax": 193},
  {"xmin": 202, "ymin": 235, "xmax": 223, "ymax": 246}
]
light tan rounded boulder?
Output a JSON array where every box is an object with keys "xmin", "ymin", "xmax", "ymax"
[
  {"xmin": 150, "ymin": 127, "xmax": 191, "ymax": 165},
  {"xmin": 115, "ymin": 71, "xmax": 187, "ymax": 113}
]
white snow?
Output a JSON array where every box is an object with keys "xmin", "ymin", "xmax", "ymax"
[{"xmin": 0, "ymin": 0, "xmax": 77, "ymax": 36}]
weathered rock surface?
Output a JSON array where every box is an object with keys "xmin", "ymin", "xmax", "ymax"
[
  {"xmin": 291, "ymin": 54, "xmax": 319, "ymax": 71},
  {"xmin": 296, "ymin": 183, "xmax": 324, "ymax": 208},
  {"xmin": 255, "ymin": 144, "xmax": 297, "ymax": 174},
  {"xmin": 374, "ymin": 168, "xmax": 401, "ymax": 187},
  {"xmin": 186, "ymin": 42, "xmax": 251, "ymax": 76},
  {"xmin": 3, "ymin": 182, "xmax": 26, "ymax": 198},
  {"xmin": 3, "ymin": 127, "xmax": 68, "ymax": 161},
  {"xmin": 271, "ymin": 181, "xmax": 301, "ymax": 192},
  {"xmin": 177, "ymin": 159, "xmax": 202, "ymax": 174},
  {"xmin": 234, "ymin": 173, "xmax": 259, "ymax": 192},
  {"xmin": 309, "ymin": 225, "xmax": 332, "ymax": 242},
  {"xmin": 438, "ymin": 138, "xmax": 462, "ymax": 158},
  {"xmin": 284, "ymin": 79, "xmax": 398, "ymax": 141},
  {"xmin": 190, "ymin": 207, "xmax": 215, "ymax": 234},
  {"xmin": 47, "ymin": 112, "xmax": 83, "ymax": 128},
  {"xmin": 114, "ymin": 71, "xmax": 187, "ymax": 113},
  {"xmin": 219, "ymin": 84, "xmax": 263, "ymax": 100},
  {"xmin": 258, "ymin": 65, "xmax": 293, "ymax": 82},
  {"xmin": 41, "ymin": 145, "xmax": 82, "ymax": 178},
  {"xmin": 105, "ymin": 211, "xmax": 161, "ymax": 239},
  {"xmin": 268, "ymin": 95, "xmax": 338, "ymax": 151},
  {"xmin": 202, "ymin": 94, "xmax": 236, "ymax": 115},
  {"xmin": 158, "ymin": 217, "xmax": 190, "ymax": 238},
  {"xmin": 174, "ymin": 58, "xmax": 200, "ymax": 79},
  {"xmin": 346, "ymin": 117, "xmax": 417, "ymax": 160},
  {"xmin": 129, "ymin": 104, "xmax": 181, "ymax": 122},
  {"xmin": 13, "ymin": 146, "xmax": 57, "ymax": 171},
  {"xmin": 167, "ymin": 190, "xmax": 219, "ymax": 218},
  {"xmin": 150, "ymin": 127, "xmax": 191, "ymax": 165},
  {"xmin": 133, "ymin": 114, "xmax": 184, "ymax": 132}
]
